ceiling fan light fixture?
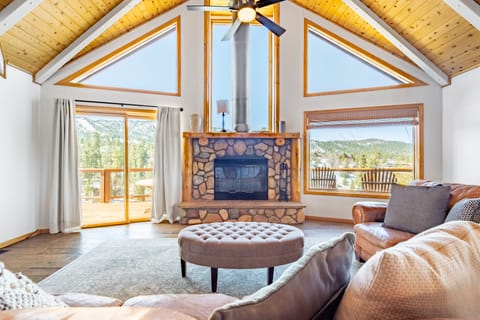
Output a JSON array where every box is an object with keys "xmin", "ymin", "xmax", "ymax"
[{"xmin": 238, "ymin": 7, "xmax": 256, "ymax": 23}]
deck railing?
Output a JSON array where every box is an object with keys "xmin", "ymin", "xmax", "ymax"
[
  {"xmin": 309, "ymin": 167, "xmax": 413, "ymax": 192},
  {"xmin": 79, "ymin": 168, "xmax": 153, "ymax": 203}
]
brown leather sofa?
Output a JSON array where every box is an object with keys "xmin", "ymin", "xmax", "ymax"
[{"xmin": 352, "ymin": 180, "xmax": 480, "ymax": 261}]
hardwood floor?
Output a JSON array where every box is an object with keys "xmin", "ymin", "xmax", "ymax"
[{"xmin": 0, "ymin": 220, "xmax": 353, "ymax": 282}]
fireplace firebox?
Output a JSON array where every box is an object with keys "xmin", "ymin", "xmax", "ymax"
[{"xmin": 214, "ymin": 157, "xmax": 268, "ymax": 200}]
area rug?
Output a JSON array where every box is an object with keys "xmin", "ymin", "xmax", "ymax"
[{"xmin": 39, "ymin": 236, "xmax": 357, "ymax": 300}]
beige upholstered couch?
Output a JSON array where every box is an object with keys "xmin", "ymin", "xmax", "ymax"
[
  {"xmin": 2, "ymin": 233, "xmax": 355, "ymax": 320},
  {"xmin": 2, "ymin": 221, "xmax": 480, "ymax": 320}
]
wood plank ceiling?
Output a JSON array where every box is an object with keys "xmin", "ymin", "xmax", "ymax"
[
  {"xmin": 0, "ymin": 0, "xmax": 186, "ymax": 75},
  {"xmin": 292, "ymin": 0, "xmax": 480, "ymax": 77},
  {"xmin": 0, "ymin": 0, "xmax": 479, "ymax": 82}
]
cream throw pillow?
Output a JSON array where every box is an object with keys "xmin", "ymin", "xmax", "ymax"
[
  {"xmin": 0, "ymin": 262, "xmax": 67, "ymax": 310},
  {"xmin": 335, "ymin": 221, "xmax": 480, "ymax": 320}
]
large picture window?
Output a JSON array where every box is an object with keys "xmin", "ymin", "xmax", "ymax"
[
  {"xmin": 304, "ymin": 104, "xmax": 423, "ymax": 198},
  {"xmin": 304, "ymin": 19, "xmax": 422, "ymax": 96},
  {"xmin": 58, "ymin": 17, "xmax": 180, "ymax": 96},
  {"xmin": 205, "ymin": 10, "xmax": 279, "ymax": 132}
]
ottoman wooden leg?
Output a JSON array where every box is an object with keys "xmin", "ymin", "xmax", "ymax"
[
  {"xmin": 181, "ymin": 259, "xmax": 186, "ymax": 277},
  {"xmin": 211, "ymin": 267, "xmax": 218, "ymax": 293},
  {"xmin": 268, "ymin": 267, "xmax": 274, "ymax": 284}
]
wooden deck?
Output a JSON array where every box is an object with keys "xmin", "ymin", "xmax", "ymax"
[{"xmin": 81, "ymin": 201, "xmax": 151, "ymax": 226}]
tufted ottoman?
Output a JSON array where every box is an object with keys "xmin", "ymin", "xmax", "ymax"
[{"xmin": 178, "ymin": 222, "xmax": 304, "ymax": 292}]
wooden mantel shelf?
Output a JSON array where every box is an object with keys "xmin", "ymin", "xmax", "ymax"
[
  {"xmin": 180, "ymin": 200, "xmax": 306, "ymax": 209},
  {"xmin": 183, "ymin": 132, "xmax": 300, "ymax": 139}
]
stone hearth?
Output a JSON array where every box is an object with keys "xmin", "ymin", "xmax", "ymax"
[{"xmin": 180, "ymin": 132, "xmax": 305, "ymax": 224}]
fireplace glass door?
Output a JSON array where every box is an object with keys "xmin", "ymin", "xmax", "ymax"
[{"xmin": 214, "ymin": 157, "xmax": 268, "ymax": 200}]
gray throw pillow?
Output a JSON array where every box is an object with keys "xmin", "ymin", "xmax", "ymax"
[
  {"xmin": 445, "ymin": 198, "xmax": 480, "ymax": 223},
  {"xmin": 384, "ymin": 184, "xmax": 451, "ymax": 234},
  {"xmin": 210, "ymin": 232, "xmax": 355, "ymax": 320}
]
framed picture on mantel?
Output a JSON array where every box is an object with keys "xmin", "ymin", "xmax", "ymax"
[{"xmin": 0, "ymin": 41, "xmax": 5, "ymax": 79}]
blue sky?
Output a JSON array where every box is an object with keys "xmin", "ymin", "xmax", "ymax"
[
  {"xmin": 77, "ymin": 21, "xmax": 410, "ymax": 140},
  {"xmin": 310, "ymin": 125, "xmax": 413, "ymax": 144},
  {"xmin": 307, "ymin": 29, "xmax": 401, "ymax": 93},
  {"xmin": 211, "ymin": 24, "xmax": 269, "ymax": 131},
  {"xmin": 80, "ymin": 28, "xmax": 177, "ymax": 93}
]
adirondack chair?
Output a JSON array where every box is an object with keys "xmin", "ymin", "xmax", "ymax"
[
  {"xmin": 361, "ymin": 168, "xmax": 397, "ymax": 193},
  {"xmin": 310, "ymin": 167, "xmax": 337, "ymax": 190}
]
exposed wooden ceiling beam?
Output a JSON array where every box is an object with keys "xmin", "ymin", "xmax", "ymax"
[
  {"xmin": 443, "ymin": 0, "xmax": 480, "ymax": 31},
  {"xmin": 342, "ymin": 0, "xmax": 450, "ymax": 86},
  {"xmin": 34, "ymin": 0, "xmax": 141, "ymax": 84},
  {"xmin": 0, "ymin": 0, "xmax": 43, "ymax": 36}
]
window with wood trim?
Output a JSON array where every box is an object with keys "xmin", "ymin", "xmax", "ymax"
[
  {"xmin": 304, "ymin": 104, "xmax": 423, "ymax": 198},
  {"xmin": 57, "ymin": 17, "xmax": 180, "ymax": 96},
  {"xmin": 205, "ymin": 8, "xmax": 279, "ymax": 132},
  {"xmin": 304, "ymin": 19, "xmax": 423, "ymax": 96}
]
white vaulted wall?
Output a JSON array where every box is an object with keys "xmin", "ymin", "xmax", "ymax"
[
  {"xmin": 443, "ymin": 67, "xmax": 480, "ymax": 184},
  {"xmin": 39, "ymin": 5, "xmax": 204, "ymax": 228},
  {"xmin": 38, "ymin": 1, "xmax": 444, "ymax": 224},
  {"xmin": 0, "ymin": 66, "xmax": 41, "ymax": 243},
  {"xmin": 0, "ymin": 1, "xmax": 451, "ymax": 242}
]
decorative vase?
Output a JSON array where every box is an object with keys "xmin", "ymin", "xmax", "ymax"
[
  {"xmin": 189, "ymin": 113, "xmax": 202, "ymax": 132},
  {"xmin": 280, "ymin": 121, "xmax": 286, "ymax": 133}
]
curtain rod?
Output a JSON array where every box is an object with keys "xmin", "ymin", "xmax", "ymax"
[{"xmin": 75, "ymin": 99, "xmax": 183, "ymax": 111}]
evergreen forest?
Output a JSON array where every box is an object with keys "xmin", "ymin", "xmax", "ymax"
[{"xmin": 76, "ymin": 116, "xmax": 155, "ymax": 202}]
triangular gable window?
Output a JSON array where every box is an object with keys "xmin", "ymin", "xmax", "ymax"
[
  {"xmin": 58, "ymin": 17, "xmax": 180, "ymax": 96},
  {"xmin": 304, "ymin": 19, "xmax": 422, "ymax": 96}
]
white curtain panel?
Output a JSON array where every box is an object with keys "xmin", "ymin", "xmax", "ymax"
[
  {"xmin": 49, "ymin": 98, "xmax": 82, "ymax": 233},
  {"xmin": 152, "ymin": 107, "xmax": 182, "ymax": 223}
]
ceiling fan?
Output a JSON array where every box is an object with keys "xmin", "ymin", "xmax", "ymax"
[{"xmin": 187, "ymin": 0, "xmax": 286, "ymax": 41}]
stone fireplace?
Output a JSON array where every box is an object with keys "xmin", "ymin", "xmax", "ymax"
[{"xmin": 180, "ymin": 132, "xmax": 305, "ymax": 225}]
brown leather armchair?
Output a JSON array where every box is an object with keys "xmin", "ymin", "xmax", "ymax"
[
  {"xmin": 352, "ymin": 201, "xmax": 414, "ymax": 261},
  {"xmin": 352, "ymin": 181, "xmax": 480, "ymax": 261}
]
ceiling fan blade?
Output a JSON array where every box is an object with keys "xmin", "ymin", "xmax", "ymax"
[
  {"xmin": 186, "ymin": 5, "xmax": 232, "ymax": 11},
  {"xmin": 222, "ymin": 18, "xmax": 242, "ymax": 41},
  {"xmin": 255, "ymin": 12, "xmax": 286, "ymax": 37},
  {"xmin": 256, "ymin": 0, "xmax": 286, "ymax": 9}
]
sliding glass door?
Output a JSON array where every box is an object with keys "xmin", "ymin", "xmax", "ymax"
[
  {"xmin": 127, "ymin": 118, "xmax": 156, "ymax": 222},
  {"xmin": 76, "ymin": 106, "xmax": 156, "ymax": 227}
]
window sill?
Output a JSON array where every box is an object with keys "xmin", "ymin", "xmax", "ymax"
[{"xmin": 304, "ymin": 189, "xmax": 391, "ymax": 199}]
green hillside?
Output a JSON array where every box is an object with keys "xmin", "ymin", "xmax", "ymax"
[{"xmin": 309, "ymin": 138, "xmax": 412, "ymax": 168}]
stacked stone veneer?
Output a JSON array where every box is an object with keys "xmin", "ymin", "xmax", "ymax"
[
  {"xmin": 180, "ymin": 204, "xmax": 305, "ymax": 225},
  {"xmin": 191, "ymin": 137, "xmax": 292, "ymax": 201},
  {"xmin": 180, "ymin": 134, "xmax": 305, "ymax": 225}
]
